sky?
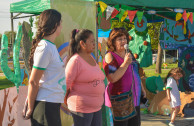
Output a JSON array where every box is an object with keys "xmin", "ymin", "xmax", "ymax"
[{"xmin": 0, "ymin": 0, "xmax": 36, "ymax": 34}]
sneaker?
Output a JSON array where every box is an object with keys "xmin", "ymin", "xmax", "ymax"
[{"xmin": 169, "ymin": 122, "xmax": 175, "ymax": 126}]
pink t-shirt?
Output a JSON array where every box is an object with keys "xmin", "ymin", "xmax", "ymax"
[{"xmin": 65, "ymin": 54, "xmax": 105, "ymax": 113}]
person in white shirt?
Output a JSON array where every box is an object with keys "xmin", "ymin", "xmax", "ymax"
[
  {"xmin": 165, "ymin": 67, "xmax": 185, "ymax": 126},
  {"xmin": 25, "ymin": 9, "xmax": 65, "ymax": 126}
]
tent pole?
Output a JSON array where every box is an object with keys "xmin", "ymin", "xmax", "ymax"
[
  {"xmin": 11, "ymin": 13, "xmax": 14, "ymax": 46},
  {"xmin": 95, "ymin": 2, "xmax": 98, "ymax": 62},
  {"xmin": 12, "ymin": 13, "xmax": 22, "ymax": 19}
]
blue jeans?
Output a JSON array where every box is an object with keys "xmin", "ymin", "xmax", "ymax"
[{"xmin": 71, "ymin": 110, "xmax": 102, "ymax": 126}]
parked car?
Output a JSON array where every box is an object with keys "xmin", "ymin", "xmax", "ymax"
[{"xmin": 152, "ymin": 54, "xmax": 177, "ymax": 64}]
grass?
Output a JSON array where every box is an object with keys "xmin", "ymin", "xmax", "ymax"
[
  {"xmin": 143, "ymin": 63, "xmax": 178, "ymax": 70},
  {"xmin": 143, "ymin": 63, "xmax": 178, "ymax": 80},
  {"xmin": 0, "ymin": 76, "xmax": 14, "ymax": 90},
  {"xmin": 144, "ymin": 69, "xmax": 170, "ymax": 80}
]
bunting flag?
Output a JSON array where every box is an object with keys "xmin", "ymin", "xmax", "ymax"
[
  {"xmin": 176, "ymin": 13, "xmax": 182, "ymax": 21},
  {"xmin": 128, "ymin": 10, "xmax": 137, "ymax": 22},
  {"xmin": 182, "ymin": 10, "xmax": 188, "ymax": 22},
  {"xmin": 111, "ymin": 8, "xmax": 119, "ymax": 19},
  {"xmin": 184, "ymin": 21, "xmax": 187, "ymax": 34},
  {"xmin": 137, "ymin": 11, "xmax": 144, "ymax": 23},
  {"xmin": 189, "ymin": 12, "xmax": 193, "ymax": 24},
  {"xmin": 99, "ymin": 1, "xmax": 107, "ymax": 13},
  {"xmin": 106, "ymin": 6, "xmax": 114, "ymax": 20},
  {"xmin": 187, "ymin": 13, "xmax": 190, "ymax": 20},
  {"xmin": 121, "ymin": 10, "xmax": 128, "ymax": 22},
  {"xmin": 118, "ymin": 9, "xmax": 126, "ymax": 22}
]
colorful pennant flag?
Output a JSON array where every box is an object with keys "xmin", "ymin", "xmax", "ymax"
[
  {"xmin": 136, "ymin": 11, "xmax": 144, "ymax": 23},
  {"xmin": 189, "ymin": 12, "xmax": 193, "ymax": 24},
  {"xmin": 184, "ymin": 21, "xmax": 187, "ymax": 34},
  {"xmin": 176, "ymin": 13, "xmax": 182, "ymax": 21},
  {"xmin": 111, "ymin": 8, "xmax": 119, "ymax": 19},
  {"xmin": 106, "ymin": 6, "xmax": 114, "ymax": 20},
  {"xmin": 118, "ymin": 9, "xmax": 125, "ymax": 22},
  {"xmin": 99, "ymin": 1, "xmax": 107, "ymax": 13},
  {"xmin": 187, "ymin": 13, "xmax": 190, "ymax": 19},
  {"xmin": 182, "ymin": 10, "xmax": 188, "ymax": 22},
  {"xmin": 121, "ymin": 10, "xmax": 128, "ymax": 22},
  {"xmin": 128, "ymin": 10, "xmax": 137, "ymax": 22}
]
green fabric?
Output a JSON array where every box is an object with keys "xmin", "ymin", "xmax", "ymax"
[
  {"xmin": 10, "ymin": 0, "xmax": 51, "ymax": 14},
  {"xmin": 146, "ymin": 76, "xmax": 164, "ymax": 94},
  {"xmin": 128, "ymin": 29, "xmax": 152, "ymax": 67},
  {"xmin": 93, "ymin": 0, "xmax": 194, "ymax": 10},
  {"xmin": 33, "ymin": 66, "xmax": 46, "ymax": 70},
  {"xmin": 166, "ymin": 87, "xmax": 172, "ymax": 90},
  {"xmin": 155, "ymin": 75, "xmax": 165, "ymax": 91}
]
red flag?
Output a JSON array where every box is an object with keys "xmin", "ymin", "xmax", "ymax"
[
  {"xmin": 111, "ymin": 8, "xmax": 119, "ymax": 19},
  {"xmin": 189, "ymin": 12, "xmax": 193, "ymax": 24},
  {"xmin": 182, "ymin": 10, "xmax": 188, "ymax": 22},
  {"xmin": 128, "ymin": 10, "xmax": 137, "ymax": 22}
]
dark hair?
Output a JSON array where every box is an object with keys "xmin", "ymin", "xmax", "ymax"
[
  {"xmin": 107, "ymin": 28, "xmax": 129, "ymax": 52},
  {"xmin": 164, "ymin": 67, "xmax": 185, "ymax": 84},
  {"xmin": 66, "ymin": 29, "xmax": 93, "ymax": 65},
  {"xmin": 28, "ymin": 9, "xmax": 61, "ymax": 72}
]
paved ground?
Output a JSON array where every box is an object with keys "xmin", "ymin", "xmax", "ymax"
[{"xmin": 141, "ymin": 113, "xmax": 194, "ymax": 126}]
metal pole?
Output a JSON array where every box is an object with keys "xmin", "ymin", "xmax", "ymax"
[
  {"xmin": 11, "ymin": 13, "xmax": 14, "ymax": 46},
  {"xmin": 177, "ymin": 49, "xmax": 179, "ymax": 60},
  {"xmin": 163, "ymin": 50, "xmax": 166, "ymax": 63},
  {"xmin": 95, "ymin": 2, "xmax": 98, "ymax": 62}
]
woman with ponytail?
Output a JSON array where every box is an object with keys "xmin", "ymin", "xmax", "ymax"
[
  {"xmin": 65, "ymin": 29, "xmax": 105, "ymax": 126},
  {"xmin": 25, "ymin": 9, "xmax": 65, "ymax": 126}
]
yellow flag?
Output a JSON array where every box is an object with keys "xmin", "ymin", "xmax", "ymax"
[
  {"xmin": 121, "ymin": 11, "xmax": 128, "ymax": 22},
  {"xmin": 187, "ymin": 13, "xmax": 190, "ymax": 19},
  {"xmin": 176, "ymin": 13, "xmax": 182, "ymax": 21},
  {"xmin": 99, "ymin": 1, "xmax": 107, "ymax": 13},
  {"xmin": 184, "ymin": 21, "xmax": 187, "ymax": 34}
]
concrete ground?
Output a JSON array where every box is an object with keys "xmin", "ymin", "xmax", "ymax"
[{"xmin": 141, "ymin": 113, "xmax": 194, "ymax": 126}]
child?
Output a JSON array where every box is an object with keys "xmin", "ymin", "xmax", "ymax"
[{"xmin": 165, "ymin": 67, "xmax": 185, "ymax": 126}]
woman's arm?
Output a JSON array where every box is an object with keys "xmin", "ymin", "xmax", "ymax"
[
  {"xmin": 25, "ymin": 68, "xmax": 44, "ymax": 119},
  {"xmin": 105, "ymin": 52, "xmax": 132, "ymax": 83}
]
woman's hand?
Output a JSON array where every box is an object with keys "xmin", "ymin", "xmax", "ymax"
[
  {"xmin": 123, "ymin": 53, "xmax": 132, "ymax": 66},
  {"xmin": 23, "ymin": 108, "xmax": 33, "ymax": 120}
]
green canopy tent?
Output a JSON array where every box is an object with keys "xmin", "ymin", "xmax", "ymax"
[
  {"xmin": 9, "ymin": 0, "xmax": 51, "ymax": 44},
  {"xmin": 9, "ymin": 0, "xmax": 194, "ymax": 43}
]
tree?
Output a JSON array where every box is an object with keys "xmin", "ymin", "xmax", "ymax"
[
  {"xmin": 4, "ymin": 31, "xmax": 16, "ymax": 45},
  {"xmin": 155, "ymin": 43, "xmax": 163, "ymax": 73},
  {"xmin": 148, "ymin": 22, "xmax": 162, "ymax": 50},
  {"xmin": 35, "ymin": 15, "xmax": 39, "ymax": 28},
  {"xmin": 147, "ymin": 22, "xmax": 163, "ymax": 73}
]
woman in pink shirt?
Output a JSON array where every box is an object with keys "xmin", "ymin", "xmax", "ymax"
[{"xmin": 65, "ymin": 29, "xmax": 105, "ymax": 126}]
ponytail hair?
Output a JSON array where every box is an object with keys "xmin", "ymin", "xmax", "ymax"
[
  {"xmin": 164, "ymin": 67, "xmax": 185, "ymax": 84},
  {"xmin": 66, "ymin": 29, "xmax": 93, "ymax": 65},
  {"xmin": 28, "ymin": 9, "xmax": 61, "ymax": 72}
]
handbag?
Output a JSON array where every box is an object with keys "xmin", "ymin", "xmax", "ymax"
[{"xmin": 108, "ymin": 66, "xmax": 136, "ymax": 121}]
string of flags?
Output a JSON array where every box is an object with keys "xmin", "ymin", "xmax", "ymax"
[
  {"xmin": 99, "ymin": 1, "xmax": 194, "ymax": 25},
  {"xmin": 99, "ymin": 1, "xmax": 141, "ymax": 23},
  {"xmin": 176, "ymin": 10, "xmax": 193, "ymax": 34}
]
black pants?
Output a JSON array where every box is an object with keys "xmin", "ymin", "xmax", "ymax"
[
  {"xmin": 71, "ymin": 110, "xmax": 102, "ymax": 126},
  {"xmin": 113, "ymin": 106, "xmax": 141, "ymax": 126},
  {"xmin": 31, "ymin": 101, "xmax": 61, "ymax": 126}
]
